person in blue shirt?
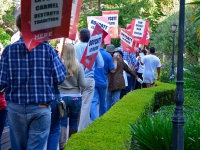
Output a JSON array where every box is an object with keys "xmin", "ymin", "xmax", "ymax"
[
  {"xmin": 74, "ymin": 28, "xmax": 104, "ymax": 131},
  {"xmin": 90, "ymin": 43, "xmax": 117, "ymax": 121},
  {"xmin": 0, "ymin": 14, "xmax": 66, "ymax": 150}
]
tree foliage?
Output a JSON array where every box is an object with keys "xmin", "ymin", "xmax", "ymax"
[
  {"xmin": 150, "ymin": 5, "xmax": 200, "ymax": 65},
  {"xmin": 0, "ymin": 0, "xmax": 16, "ymax": 33},
  {"xmin": 0, "ymin": 28, "xmax": 11, "ymax": 47}
]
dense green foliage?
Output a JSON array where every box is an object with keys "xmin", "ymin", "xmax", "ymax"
[
  {"xmin": 184, "ymin": 65, "xmax": 200, "ymax": 89},
  {"xmin": 130, "ymin": 113, "xmax": 172, "ymax": 150},
  {"xmin": 130, "ymin": 106, "xmax": 200, "ymax": 150},
  {"xmin": 130, "ymin": 63, "xmax": 200, "ymax": 150},
  {"xmin": 0, "ymin": 0, "xmax": 16, "ymax": 45},
  {"xmin": 0, "ymin": 28, "xmax": 11, "ymax": 47},
  {"xmin": 64, "ymin": 82, "xmax": 175, "ymax": 150}
]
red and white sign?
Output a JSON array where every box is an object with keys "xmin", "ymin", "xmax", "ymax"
[
  {"xmin": 68, "ymin": 0, "xmax": 83, "ymax": 40},
  {"xmin": 102, "ymin": 10, "xmax": 119, "ymax": 38},
  {"xmin": 120, "ymin": 29, "xmax": 134, "ymax": 53},
  {"xmin": 130, "ymin": 18, "xmax": 149, "ymax": 44},
  {"xmin": 144, "ymin": 30, "xmax": 151, "ymax": 46},
  {"xmin": 80, "ymin": 23, "xmax": 108, "ymax": 70},
  {"xmin": 87, "ymin": 16, "xmax": 110, "ymax": 44},
  {"xmin": 21, "ymin": 0, "xmax": 73, "ymax": 50}
]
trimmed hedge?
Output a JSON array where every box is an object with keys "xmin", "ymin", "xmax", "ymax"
[{"xmin": 64, "ymin": 82, "xmax": 175, "ymax": 150}]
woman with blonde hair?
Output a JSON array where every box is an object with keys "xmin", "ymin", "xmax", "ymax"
[{"xmin": 58, "ymin": 43, "xmax": 86, "ymax": 150}]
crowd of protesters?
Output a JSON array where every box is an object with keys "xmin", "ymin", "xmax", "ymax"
[{"xmin": 0, "ymin": 14, "xmax": 161, "ymax": 150}]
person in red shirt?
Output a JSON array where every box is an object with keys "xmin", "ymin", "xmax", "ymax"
[{"xmin": 0, "ymin": 91, "xmax": 7, "ymax": 150}]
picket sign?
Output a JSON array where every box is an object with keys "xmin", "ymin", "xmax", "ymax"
[
  {"xmin": 80, "ymin": 23, "xmax": 108, "ymax": 70},
  {"xmin": 130, "ymin": 18, "xmax": 149, "ymax": 45},
  {"xmin": 87, "ymin": 16, "xmax": 110, "ymax": 44},
  {"xmin": 68, "ymin": 0, "xmax": 83, "ymax": 40},
  {"xmin": 21, "ymin": 0, "xmax": 73, "ymax": 50},
  {"xmin": 120, "ymin": 28, "xmax": 135, "ymax": 53},
  {"xmin": 102, "ymin": 10, "xmax": 119, "ymax": 38}
]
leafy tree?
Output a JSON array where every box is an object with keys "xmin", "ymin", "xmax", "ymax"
[
  {"xmin": 186, "ymin": 0, "xmax": 200, "ymax": 40},
  {"xmin": 0, "ymin": 0, "xmax": 16, "ymax": 34},
  {"xmin": 150, "ymin": 5, "xmax": 200, "ymax": 65}
]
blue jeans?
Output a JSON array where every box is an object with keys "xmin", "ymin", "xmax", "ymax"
[
  {"xmin": 7, "ymin": 101, "xmax": 51, "ymax": 150},
  {"xmin": 47, "ymin": 100, "xmax": 61, "ymax": 150},
  {"xmin": 90, "ymin": 87, "xmax": 107, "ymax": 121},
  {"xmin": 106, "ymin": 90, "xmax": 121, "ymax": 111},
  {"xmin": 61, "ymin": 96, "xmax": 82, "ymax": 130},
  {"xmin": 0, "ymin": 107, "xmax": 7, "ymax": 150}
]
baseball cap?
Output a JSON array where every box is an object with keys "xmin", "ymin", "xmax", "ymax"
[{"xmin": 106, "ymin": 44, "xmax": 115, "ymax": 53}]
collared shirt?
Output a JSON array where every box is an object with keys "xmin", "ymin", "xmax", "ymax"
[
  {"xmin": 117, "ymin": 46, "xmax": 136, "ymax": 65},
  {"xmin": 0, "ymin": 37, "xmax": 66, "ymax": 104},
  {"xmin": 74, "ymin": 41, "xmax": 104, "ymax": 78}
]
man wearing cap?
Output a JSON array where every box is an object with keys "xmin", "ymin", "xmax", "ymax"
[
  {"xmin": 74, "ymin": 28, "xmax": 104, "ymax": 131},
  {"xmin": 90, "ymin": 43, "xmax": 117, "ymax": 122}
]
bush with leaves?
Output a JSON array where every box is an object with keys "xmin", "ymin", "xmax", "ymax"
[
  {"xmin": 160, "ymin": 62, "xmax": 172, "ymax": 83},
  {"xmin": 184, "ymin": 65, "xmax": 200, "ymax": 89},
  {"xmin": 130, "ymin": 108, "xmax": 200, "ymax": 150},
  {"xmin": 0, "ymin": 28, "xmax": 11, "ymax": 47},
  {"xmin": 130, "ymin": 112, "xmax": 172, "ymax": 150}
]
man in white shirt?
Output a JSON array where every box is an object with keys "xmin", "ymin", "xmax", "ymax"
[{"xmin": 140, "ymin": 47, "xmax": 161, "ymax": 88}]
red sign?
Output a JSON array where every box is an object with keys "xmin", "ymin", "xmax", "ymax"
[
  {"xmin": 126, "ymin": 24, "xmax": 132, "ymax": 30},
  {"xmin": 144, "ymin": 30, "xmax": 151, "ymax": 46},
  {"xmin": 80, "ymin": 23, "xmax": 108, "ymax": 70},
  {"xmin": 130, "ymin": 18, "xmax": 149, "ymax": 44},
  {"xmin": 120, "ymin": 29, "xmax": 135, "ymax": 53},
  {"xmin": 87, "ymin": 16, "xmax": 110, "ymax": 44},
  {"xmin": 68, "ymin": 0, "xmax": 83, "ymax": 40},
  {"xmin": 21, "ymin": 0, "xmax": 73, "ymax": 50},
  {"xmin": 102, "ymin": 10, "xmax": 119, "ymax": 38}
]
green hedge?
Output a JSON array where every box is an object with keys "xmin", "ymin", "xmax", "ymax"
[{"xmin": 64, "ymin": 82, "xmax": 175, "ymax": 150}]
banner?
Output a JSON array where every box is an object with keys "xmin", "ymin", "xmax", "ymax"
[
  {"xmin": 80, "ymin": 23, "xmax": 108, "ymax": 70},
  {"xmin": 102, "ymin": 10, "xmax": 119, "ymax": 38},
  {"xmin": 68, "ymin": 0, "xmax": 82, "ymax": 40},
  {"xmin": 120, "ymin": 29, "xmax": 135, "ymax": 53},
  {"xmin": 21, "ymin": 0, "xmax": 73, "ymax": 50},
  {"xmin": 130, "ymin": 18, "xmax": 149, "ymax": 44},
  {"xmin": 87, "ymin": 16, "xmax": 110, "ymax": 44}
]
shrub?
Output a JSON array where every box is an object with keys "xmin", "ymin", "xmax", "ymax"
[
  {"xmin": 160, "ymin": 62, "xmax": 172, "ymax": 83},
  {"xmin": 184, "ymin": 65, "xmax": 200, "ymax": 90},
  {"xmin": 130, "ymin": 109, "xmax": 200, "ymax": 150},
  {"xmin": 0, "ymin": 28, "xmax": 11, "ymax": 47},
  {"xmin": 130, "ymin": 113, "xmax": 172, "ymax": 150},
  {"xmin": 64, "ymin": 82, "xmax": 175, "ymax": 150}
]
